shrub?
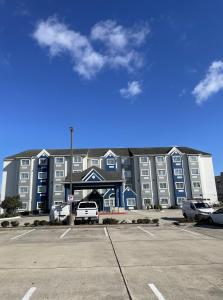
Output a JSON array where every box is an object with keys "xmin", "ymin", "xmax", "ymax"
[
  {"xmin": 132, "ymin": 220, "xmax": 136, "ymax": 224},
  {"xmin": 1, "ymin": 220, "xmax": 9, "ymax": 228},
  {"xmin": 152, "ymin": 218, "xmax": 159, "ymax": 224},
  {"xmin": 142, "ymin": 218, "xmax": 150, "ymax": 224},
  {"xmin": 39, "ymin": 220, "xmax": 48, "ymax": 226},
  {"xmin": 33, "ymin": 220, "xmax": 40, "ymax": 226},
  {"xmin": 0, "ymin": 196, "xmax": 22, "ymax": 215},
  {"xmin": 32, "ymin": 210, "xmax": 39, "ymax": 215},
  {"xmin": 102, "ymin": 218, "xmax": 119, "ymax": 225},
  {"xmin": 11, "ymin": 220, "xmax": 19, "ymax": 227},
  {"xmin": 24, "ymin": 222, "xmax": 30, "ymax": 227},
  {"xmin": 20, "ymin": 211, "xmax": 30, "ymax": 216},
  {"xmin": 137, "ymin": 219, "xmax": 143, "ymax": 224}
]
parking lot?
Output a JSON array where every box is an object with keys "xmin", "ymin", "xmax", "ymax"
[{"xmin": 0, "ymin": 221, "xmax": 223, "ymax": 300}]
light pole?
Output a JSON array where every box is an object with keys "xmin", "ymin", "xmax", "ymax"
[{"xmin": 69, "ymin": 126, "xmax": 74, "ymax": 226}]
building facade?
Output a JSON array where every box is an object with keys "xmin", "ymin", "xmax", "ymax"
[
  {"xmin": 215, "ymin": 172, "xmax": 223, "ymax": 202},
  {"xmin": 1, "ymin": 146, "xmax": 218, "ymax": 212}
]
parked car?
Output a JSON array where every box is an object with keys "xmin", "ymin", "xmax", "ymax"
[
  {"xmin": 50, "ymin": 203, "xmax": 70, "ymax": 222},
  {"xmin": 75, "ymin": 201, "xmax": 99, "ymax": 224},
  {"xmin": 208, "ymin": 208, "xmax": 223, "ymax": 225},
  {"xmin": 182, "ymin": 200, "xmax": 214, "ymax": 221}
]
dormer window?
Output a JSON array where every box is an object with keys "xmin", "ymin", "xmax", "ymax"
[
  {"xmin": 107, "ymin": 158, "xmax": 115, "ymax": 165},
  {"xmin": 39, "ymin": 158, "xmax": 48, "ymax": 165},
  {"xmin": 172, "ymin": 156, "xmax": 181, "ymax": 163}
]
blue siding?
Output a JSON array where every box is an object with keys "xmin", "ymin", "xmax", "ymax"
[
  {"xmin": 36, "ymin": 155, "xmax": 49, "ymax": 211},
  {"xmin": 105, "ymin": 154, "xmax": 117, "ymax": 171},
  {"xmin": 171, "ymin": 154, "xmax": 186, "ymax": 204},
  {"xmin": 123, "ymin": 187, "xmax": 137, "ymax": 210},
  {"xmin": 84, "ymin": 170, "xmax": 104, "ymax": 182}
]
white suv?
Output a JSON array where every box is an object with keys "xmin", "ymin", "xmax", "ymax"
[{"xmin": 182, "ymin": 200, "xmax": 214, "ymax": 221}]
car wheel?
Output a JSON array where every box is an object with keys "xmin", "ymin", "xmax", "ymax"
[{"xmin": 183, "ymin": 213, "xmax": 187, "ymax": 219}]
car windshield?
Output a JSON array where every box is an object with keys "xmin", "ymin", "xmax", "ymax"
[
  {"xmin": 194, "ymin": 202, "xmax": 210, "ymax": 208},
  {"xmin": 79, "ymin": 202, "xmax": 97, "ymax": 208}
]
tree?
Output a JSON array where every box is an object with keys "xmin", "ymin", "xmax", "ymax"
[{"xmin": 1, "ymin": 196, "xmax": 22, "ymax": 216}]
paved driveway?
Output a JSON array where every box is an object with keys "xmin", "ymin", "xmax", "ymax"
[{"xmin": 0, "ymin": 223, "xmax": 222, "ymax": 299}]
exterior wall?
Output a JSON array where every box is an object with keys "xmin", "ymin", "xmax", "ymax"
[
  {"xmin": 138, "ymin": 156, "xmax": 153, "ymax": 209},
  {"xmin": 215, "ymin": 173, "xmax": 223, "ymax": 202},
  {"xmin": 199, "ymin": 156, "xmax": 218, "ymax": 204},
  {"xmin": 155, "ymin": 156, "xmax": 170, "ymax": 207},
  {"xmin": 188, "ymin": 155, "xmax": 203, "ymax": 199}
]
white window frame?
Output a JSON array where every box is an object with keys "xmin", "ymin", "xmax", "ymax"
[
  {"xmin": 140, "ymin": 157, "xmax": 149, "ymax": 163},
  {"xmin": 55, "ymin": 157, "xmax": 64, "ymax": 164},
  {"xmin": 20, "ymin": 172, "xmax": 29, "ymax": 180},
  {"xmin": 127, "ymin": 198, "xmax": 136, "ymax": 206},
  {"xmin": 192, "ymin": 181, "xmax": 201, "ymax": 188},
  {"xmin": 143, "ymin": 198, "xmax": 151, "ymax": 206},
  {"xmin": 157, "ymin": 169, "xmax": 166, "ymax": 176},
  {"xmin": 37, "ymin": 185, "xmax": 47, "ymax": 193},
  {"xmin": 172, "ymin": 156, "xmax": 181, "ymax": 163},
  {"xmin": 107, "ymin": 158, "xmax": 115, "ymax": 165},
  {"xmin": 141, "ymin": 169, "xmax": 149, "ymax": 176},
  {"xmin": 54, "ymin": 184, "xmax": 63, "ymax": 192},
  {"xmin": 91, "ymin": 159, "xmax": 99, "ymax": 165},
  {"xmin": 191, "ymin": 168, "xmax": 199, "ymax": 175},
  {"xmin": 73, "ymin": 156, "xmax": 82, "ymax": 163},
  {"xmin": 142, "ymin": 183, "xmax": 150, "ymax": 190},
  {"xmin": 189, "ymin": 156, "xmax": 198, "ymax": 162},
  {"xmin": 160, "ymin": 198, "xmax": 169, "ymax": 205},
  {"xmin": 174, "ymin": 168, "xmax": 183, "ymax": 176},
  {"xmin": 54, "ymin": 201, "xmax": 63, "ymax": 206},
  {"xmin": 121, "ymin": 157, "xmax": 130, "ymax": 165},
  {"xmin": 37, "ymin": 202, "xmax": 44, "ymax": 209},
  {"xmin": 159, "ymin": 182, "xmax": 167, "ymax": 189},
  {"xmin": 177, "ymin": 197, "xmax": 186, "ymax": 205},
  {"xmin": 124, "ymin": 170, "xmax": 132, "ymax": 178},
  {"xmin": 156, "ymin": 156, "xmax": 165, "ymax": 163},
  {"xmin": 19, "ymin": 186, "xmax": 29, "ymax": 194},
  {"xmin": 55, "ymin": 170, "xmax": 64, "ymax": 178},
  {"xmin": 104, "ymin": 198, "xmax": 115, "ymax": 207},
  {"xmin": 38, "ymin": 172, "xmax": 47, "ymax": 180},
  {"xmin": 175, "ymin": 182, "xmax": 184, "ymax": 189},
  {"xmin": 21, "ymin": 159, "xmax": 30, "ymax": 166},
  {"xmin": 39, "ymin": 158, "xmax": 48, "ymax": 165}
]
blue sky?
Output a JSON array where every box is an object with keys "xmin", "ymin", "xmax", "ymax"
[{"xmin": 1, "ymin": 0, "xmax": 223, "ymax": 183}]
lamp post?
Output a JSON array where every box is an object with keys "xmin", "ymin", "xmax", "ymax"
[{"xmin": 69, "ymin": 126, "xmax": 74, "ymax": 226}]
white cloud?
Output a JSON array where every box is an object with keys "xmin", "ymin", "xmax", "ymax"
[
  {"xmin": 120, "ymin": 81, "xmax": 142, "ymax": 98},
  {"xmin": 32, "ymin": 17, "xmax": 149, "ymax": 79},
  {"xmin": 192, "ymin": 61, "xmax": 223, "ymax": 104}
]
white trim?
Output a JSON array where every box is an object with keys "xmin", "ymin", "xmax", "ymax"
[
  {"xmin": 142, "ymin": 183, "xmax": 150, "ymax": 190},
  {"xmin": 38, "ymin": 172, "xmax": 47, "ymax": 179},
  {"xmin": 175, "ymin": 182, "xmax": 184, "ymax": 189},
  {"xmin": 37, "ymin": 149, "xmax": 50, "ymax": 158},
  {"xmin": 159, "ymin": 182, "xmax": 167, "ymax": 189},
  {"xmin": 160, "ymin": 197, "xmax": 169, "ymax": 205},
  {"xmin": 126, "ymin": 198, "xmax": 136, "ymax": 206},
  {"xmin": 29, "ymin": 158, "xmax": 35, "ymax": 211},
  {"xmin": 19, "ymin": 186, "xmax": 29, "ymax": 194},
  {"xmin": 168, "ymin": 146, "xmax": 183, "ymax": 155},
  {"xmin": 73, "ymin": 156, "xmax": 83, "ymax": 163},
  {"xmin": 174, "ymin": 168, "xmax": 183, "ymax": 176},
  {"xmin": 20, "ymin": 172, "xmax": 29, "ymax": 180},
  {"xmin": 55, "ymin": 170, "xmax": 64, "ymax": 178},
  {"xmin": 91, "ymin": 158, "xmax": 100, "ymax": 166},
  {"xmin": 189, "ymin": 155, "xmax": 198, "ymax": 162},
  {"xmin": 21, "ymin": 159, "xmax": 30, "ymax": 166},
  {"xmin": 191, "ymin": 168, "xmax": 200, "ymax": 175},
  {"xmin": 123, "ymin": 186, "xmax": 137, "ymax": 196},
  {"xmin": 39, "ymin": 157, "xmax": 48, "ymax": 165},
  {"xmin": 54, "ymin": 184, "xmax": 64, "ymax": 192},
  {"xmin": 172, "ymin": 156, "xmax": 182, "ymax": 163},
  {"xmin": 140, "ymin": 156, "xmax": 149, "ymax": 163},
  {"xmin": 55, "ymin": 157, "xmax": 65, "ymax": 164},
  {"xmin": 37, "ymin": 185, "xmax": 46, "ymax": 193},
  {"xmin": 104, "ymin": 149, "xmax": 117, "ymax": 158},
  {"xmin": 107, "ymin": 158, "xmax": 116, "ymax": 165},
  {"xmin": 141, "ymin": 169, "xmax": 150, "ymax": 176},
  {"xmin": 82, "ymin": 168, "xmax": 105, "ymax": 181},
  {"xmin": 192, "ymin": 181, "xmax": 201, "ymax": 188},
  {"xmin": 156, "ymin": 156, "xmax": 165, "ymax": 163},
  {"xmin": 157, "ymin": 169, "xmax": 166, "ymax": 176},
  {"xmin": 176, "ymin": 197, "xmax": 186, "ymax": 205}
]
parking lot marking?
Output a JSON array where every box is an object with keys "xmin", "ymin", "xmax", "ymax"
[
  {"xmin": 104, "ymin": 227, "xmax": 108, "ymax": 237},
  {"xmin": 11, "ymin": 229, "xmax": 36, "ymax": 240},
  {"xmin": 60, "ymin": 228, "xmax": 71, "ymax": 239},
  {"xmin": 171, "ymin": 225, "xmax": 200, "ymax": 236},
  {"xmin": 148, "ymin": 283, "xmax": 166, "ymax": 300},
  {"xmin": 21, "ymin": 287, "xmax": 36, "ymax": 300},
  {"xmin": 137, "ymin": 226, "xmax": 154, "ymax": 237}
]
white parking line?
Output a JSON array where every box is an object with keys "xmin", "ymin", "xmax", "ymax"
[
  {"xmin": 60, "ymin": 228, "xmax": 71, "ymax": 239},
  {"xmin": 171, "ymin": 225, "xmax": 200, "ymax": 236},
  {"xmin": 148, "ymin": 283, "xmax": 166, "ymax": 300},
  {"xmin": 104, "ymin": 227, "xmax": 108, "ymax": 237},
  {"xmin": 21, "ymin": 287, "xmax": 37, "ymax": 300},
  {"xmin": 137, "ymin": 226, "xmax": 154, "ymax": 237},
  {"xmin": 11, "ymin": 229, "xmax": 36, "ymax": 240}
]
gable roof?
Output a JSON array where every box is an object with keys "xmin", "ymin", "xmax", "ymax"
[{"xmin": 5, "ymin": 146, "xmax": 211, "ymax": 160}]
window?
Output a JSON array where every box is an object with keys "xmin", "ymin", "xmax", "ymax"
[
  {"xmin": 21, "ymin": 159, "xmax": 30, "ymax": 166},
  {"xmin": 39, "ymin": 158, "xmax": 48, "ymax": 165},
  {"xmin": 121, "ymin": 157, "xmax": 130, "ymax": 165},
  {"xmin": 21, "ymin": 202, "xmax": 28, "ymax": 210},
  {"xmin": 175, "ymin": 182, "xmax": 184, "ymax": 189},
  {"xmin": 79, "ymin": 202, "xmax": 97, "ymax": 208},
  {"xmin": 73, "ymin": 156, "xmax": 82, "ymax": 163},
  {"xmin": 55, "ymin": 157, "xmax": 64, "ymax": 164},
  {"xmin": 37, "ymin": 202, "xmax": 44, "ymax": 209},
  {"xmin": 20, "ymin": 172, "xmax": 29, "ymax": 180},
  {"xmin": 142, "ymin": 183, "xmax": 150, "ymax": 190},
  {"xmin": 177, "ymin": 197, "xmax": 186, "ymax": 205},
  {"xmin": 159, "ymin": 182, "xmax": 167, "ymax": 189},
  {"xmin": 54, "ymin": 201, "xmax": 63, "ymax": 206},
  {"xmin": 37, "ymin": 186, "xmax": 46, "ymax": 193},
  {"xmin": 107, "ymin": 158, "xmax": 115, "ymax": 165},
  {"xmin": 172, "ymin": 156, "xmax": 181, "ymax": 163},
  {"xmin": 55, "ymin": 170, "xmax": 64, "ymax": 177},
  {"xmin": 141, "ymin": 169, "xmax": 149, "ymax": 176},
  {"xmin": 189, "ymin": 156, "xmax": 198, "ymax": 162},
  {"xmin": 124, "ymin": 170, "xmax": 131, "ymax": 177},
  {"xmin": 104, "ymin": 198, "xmax": 115, "ymax": 207},
  {"xmin": 127, "ymin": 198, "xmax": 136, "ymax": 206},
  {"xmin": 54, "ymin": 184, "xmax": 63, "ymax": 192},
  {"xmin": 91, "ymin": 159, "xmax": 99, "ymax": 165},
  {"xmin": 143, "ymin": 198, "xmax": 151, "ymax": 206},
  {"xmin": 174, "ymin": 168, "xmax": 183, "ymax": 176},
  {"xmin": 191, "ymin": 168, "xmax": 199, "ymax": 175},
  {"xmin": 156, "ymin": 156, "xmax": 165, "ymax": 163},
  {"xmin": 38, "ymin": 172, "xmax": 47, "ymax": 179},
  {"xmin": 160, "ymin": 198, "xmax": 168, "ymax": 205},
  {"xmin": 140, "ymin": 157, "xmax": 148, "ymax": 163},
  {"xmin": 157, "ymin": 169, "xmax": 166, "ymax": 176},
  {"xmin": 19, "ymin": 186, "xmax": 29, "ymax": 194},
  {"xmin": 193, "ymin": 182, "xmax": 201, "ymax": 188}
]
